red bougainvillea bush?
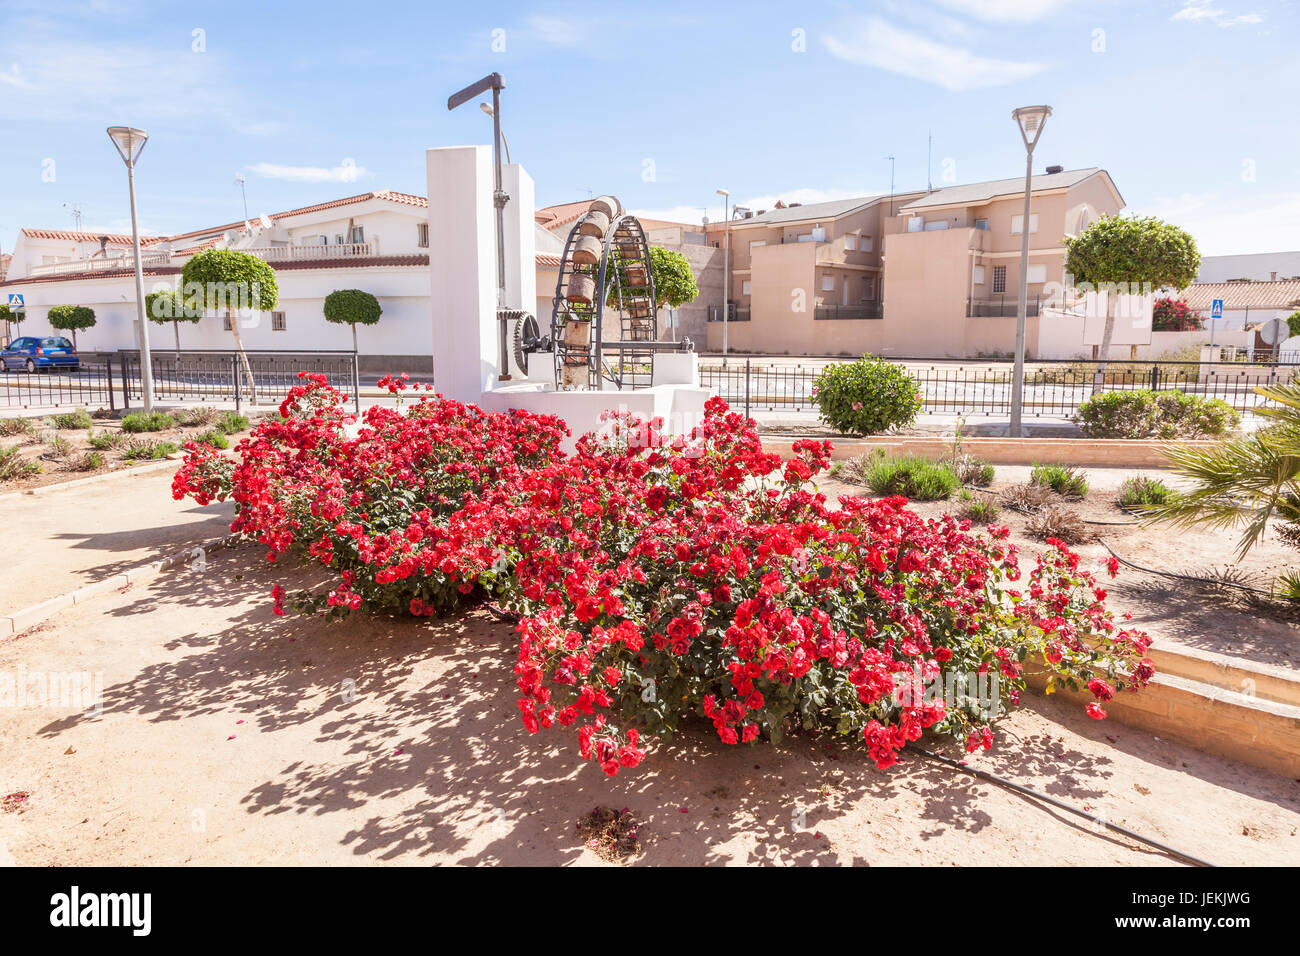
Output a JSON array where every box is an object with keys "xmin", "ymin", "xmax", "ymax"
[{"xmin": 174, "ymin": 375, "xmax": 1154, "ymax": 777}]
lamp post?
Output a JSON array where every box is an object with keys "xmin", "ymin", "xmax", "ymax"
[
  {"xmin": 107, "ymin": 125, "xmax": 155, "ymax": 413},
  {"xmin": 717, "ymin": 188, "xmax": 730, "ymax": 366},
  {"xmin": 1008, "ymin": 105, "xmax": 1051, "ymax": 438}
]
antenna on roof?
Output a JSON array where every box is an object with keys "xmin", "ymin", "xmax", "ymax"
[
  {"xmin": 884, "ymin": 156, "xmax": 895, "ymax": 216},
  {"xmin": 927, "ymin": 131, "xmax": 932, "ymax": 192},
  {"xmin": 62, "ymin": 202, "xmax": 84, "ymax": 231}
]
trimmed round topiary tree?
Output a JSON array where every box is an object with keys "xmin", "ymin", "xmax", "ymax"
[
  {"xmin": 146, "ymin": 289, "xmax": 203, "ymax": 354},
  {"xmin": 47, "ymin": 305, "xmax": 96, "ymax": 349},
  {"xmin": 180, "ymin": 249, "xmax": 278, "ymax": 399},
  {"xmin": 323, "ymin": 289, "xmax": 382, "ymax": 353},
  {"xmin": 604, "ymin": 246, "xmax": 699, "ymax": 312},
  {"xmin": 1062, "ymin": 216, "xmax": 1200, "ymax": 390},
  {"xmin": 0, "ymin": 303, "xmax": 22, "ymax": 343},
  {"xmin": 812, "ymin": 355, "xmax": 923, "ymax": 435}
]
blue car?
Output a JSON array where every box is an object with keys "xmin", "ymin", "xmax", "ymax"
[{"xmin": 1, "ymin": 336, "xmax": 80, "ymax": 372}]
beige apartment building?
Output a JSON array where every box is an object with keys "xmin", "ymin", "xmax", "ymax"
[{"xmin": 704, "ymin": 166, "xmax": 1124, "ymax": 358}]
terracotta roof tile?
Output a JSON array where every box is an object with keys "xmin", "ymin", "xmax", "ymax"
[
  {"xmin": 1181, "ymin": 280, "xmax": 1300, "ymax": 311},
  {"xmin": 21, "ymin": 228, "xmax": 166, "ymax": 245}
]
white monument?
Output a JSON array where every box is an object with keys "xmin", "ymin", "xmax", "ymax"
[{"xmin": 425, "ymin": 144, "xmax": 706, "ymax": 452}]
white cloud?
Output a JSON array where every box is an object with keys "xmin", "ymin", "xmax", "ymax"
[
  {"xmin": 527, "ymin": 14, "xmax": 586, "ymax": 46},
  {"xmin": 823, "ymin": 16, "xmax": 1045, "ymax": 91},
  {"xmin": 245, "ymin": 161, "xmax": 370, "ymax": 184},
  {"xmin": 1137, "ymin": 191, "xmax": 1300, "ymax": 257},
  {"xmin": 1170, "ymin": 1, "xmax": 1263, "ymax": 27},
  {"xmin": 932, "ymin": 0, "xmax": 1073, "ymax": 22}
]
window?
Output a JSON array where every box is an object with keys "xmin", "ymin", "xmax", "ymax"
[
  {"xmin": 749, "ymin": 240, "xmax": 766, "ymax": 255},
  {"xmin": 862, "ymin": 277, "xmax": 875, "ymax": 300},
  {"xmin": 821, "ymin": 275, "xmax": 834, "ymax": 291},
  {"xmin": 417, "ymin": 223, "xmax": 429, "ymax": 248},
  {"xmin": 810, "ymin": 227, "xmax": 826, "ymax": 242},
  {"xmin": 271, "ymin": 311, "xmax": 287, "ymax": 331},
  {"xmin": 973, "ymin": 265, "xmax": 986, "ymax": 285},
  {"xmin": 907, "ymin": 217, "xmax": 923, "ymax": 233},
  {"xmin": 349, "ymin": 225, "xmax": 365, "ymax": 244},
  {"xmin": 1011, "ymin": 214, "xmax": 1039, "ymax": 235},
  {"xmin": 992, "ymin": 266, "xmax": 1007, "ymax": 293},
  {"xmin": 924, "ymin": 220, "xmax": 950, "ymax": 231},
  {"xmin": 974, "ymin": 218, "xmax": 989, "ymax": 231},
  {"xmin": 318, "ymin": 234, "xmax": 329, "ymax": 246},
  {"xmin": 1026, "ymin": 264, "xmax": 1047, "ymax": 284},
  {"xmin": 861, "ymin": 235, "xmax": 873, "ymax": 252},
  {"xmin": 335, "ymin": 234, "xmax": 345, "ymax": 244},
  {"xmin": 844, "ymin": 234, "xmax": 857, "ymax": 251},
  {"xmin": 741, "ymin": 280, "xmax": 752, "ymax": 296},
  {"xmin": 796, "ymin": 233, "xmax": 816, "ymax": 242}
]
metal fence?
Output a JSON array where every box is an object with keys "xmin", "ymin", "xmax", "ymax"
[
  {"xmin": 0, "ymin": 349, "xmax": 359, "ymax": 412},
  {"xmin": 700, "ymin": 357, "xmax": 1299, "ymax": 419}
]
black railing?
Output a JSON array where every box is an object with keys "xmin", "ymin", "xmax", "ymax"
[
  {"xmin": 700, "ymin": 357, "xmax": 1299, "ymax": 419},
  {"xmin": 707, "ymin": 305, "xmax": 751, "ymax": 323},
  {"xmin": 815, "ymin": 303, "xmax": 883, "ymax": 320},
  {"xmin": 0, "ymin": 350, "xmax": 360, "ymax": 412},
  {"xmin": 968, "ymin": 296, "xmax": 1046, "ymax": 317}
]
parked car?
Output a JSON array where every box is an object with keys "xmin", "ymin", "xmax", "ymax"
[{"xmin": 0, "ymin": 336, "xmax": 79, "ymax": 372}]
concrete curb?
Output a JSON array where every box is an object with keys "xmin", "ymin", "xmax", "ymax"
[
  {"xmin": 1, "ymin": 533, "xmax": 241, "ymax": 636},
  {"xmin": 0, "ymin": 458, "xmax": 180, "ymax": 503},
  {"xmin": 764, "ymin": 436, "xmax": 1207, "ymax": 467}
]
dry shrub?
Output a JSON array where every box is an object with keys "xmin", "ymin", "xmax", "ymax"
[
  {"xmin": 999, "ymin": 482, "xmax": 1056, "ymax": 513},
  {"xmin": 576, "ymin": 806, "xmax": 642, "ymax": 862},
  {"xmin": 1027, "ymin": 506, "xmax": 1091, "ymax": 544}
]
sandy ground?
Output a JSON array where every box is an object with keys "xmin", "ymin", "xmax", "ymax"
[
  {"xmin": 0, "ymin": 468, "xmax": 235, "ymax": 614},
  {"xmin": 822, "ymin": 466, "xmax": 1300, "ymax": 675},
  {"xmin": 1, "ymin": 547, "xmax": 1297, "ymax": 867}
]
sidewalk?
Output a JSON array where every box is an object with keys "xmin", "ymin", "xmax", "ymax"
[{"xmin": 0, "ymin": 466, "xmax": 235, "ymax": 615}]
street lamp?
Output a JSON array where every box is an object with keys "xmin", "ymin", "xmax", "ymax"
[
  {"xmin": 717, "ymin": 188, "xmax": 729, "ymax": 366},
  {"xmin": 479, "ymin": 103, "xmax": 512, "ymax": 164},
  {"xmin": 1008, "ymin": 105, "xmax": 1051, "ymax": 438},
  {"xmin": 107, "ymin": 125, "xmax": 155, "ymax": 413}
]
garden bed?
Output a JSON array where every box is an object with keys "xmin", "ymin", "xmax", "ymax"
[
  {"xmin": 0, "ymin": 407, "xmax": 258, "ymax": 493},
  {"xmin": 821, "ymin": 464, "xmax": 1300, "ymax": 675}
]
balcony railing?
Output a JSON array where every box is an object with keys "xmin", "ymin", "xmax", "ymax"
[
  {"xmin": 968, "ymin": 296, "xmax": 1041, "ymax": 318},
  {"xmin": 26, "ymin": 242, "xmax": 376, "ymax": 278},
  {"xmin": 815, "ymin": 303, "xmax": 882, "ymax": 320}
]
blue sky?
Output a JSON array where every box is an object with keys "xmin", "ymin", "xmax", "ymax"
[{"xmin": 1, "ymin": 0, "xmax": 1296, "ymax": 256}]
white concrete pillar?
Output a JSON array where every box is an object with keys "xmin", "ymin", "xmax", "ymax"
[
  {"xmin": 427, "ymin": 145, "xmax": 496, "ymax": 403},
  {"xmin": 502, "ymin": 163, "xmax": 537, "ymax": 379}
]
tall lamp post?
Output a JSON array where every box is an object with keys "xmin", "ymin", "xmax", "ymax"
[
  {"xmin": 1008, "ymin": 105, "xmax": 1051, "ymax": 438},
  {"xmin": 107, "ymin": 126, "xmax": 155, "ymax": 413},
  {"xmin": 716, "ymin": 188, "xmax": 730, "ymax": 366}
]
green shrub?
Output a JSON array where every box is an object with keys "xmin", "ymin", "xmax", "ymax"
[
  {"xmin": 812, "ymin": 356, "xmax": 923, "ymax": 435},
  {"xmin": 0, "ymin": 445, "xmax": 40, "ymax": 481},
  {"xmin": 861, "ymin": 452, "xmax": 958, "ymax": 501},
  {"xmin": 122, "ymin": 439, "xmax": 180, "ymax": 461},
  {"xmin": 960, "ymin": 499, "xmax": 1001, "ymax": 524},
  {"xmin": 193, "ymin": 429, "xmax": 230, "ymax": 450},
  {"xmin": 87, "ymin": 429, "xmax": 127, "ymax": 450},
  {"xmin": 44, "ymin": 434, "xmax": 73, "ymax": 460},
  {"xmin": 121, "ymin": 411, "xmax": 177, "ymax": 433},
  {"xmin": 1031, "ymin": 463, "xmax": 1089, "ymax": 498},
  {"xmin": 1118, "ymin": 475, "xmax": 1174, "ymax": 509},
  {"xmin": 216, "ymin": 411, "xmax": 250, "ymax": 435},
  {"xmin": 68, "ymin": 451, "xmax": 105, "ymax": 472},
  {"xmin": 0, "ymin": 417, "xmax": 35, "ymax": 438},
  {"xmin": 1076, "ymin": 389, "xmax": 1238, "ymax": 439},
  {"xmin": 48, "ymin": 408, "xmax": 94, "ymax": 430}
]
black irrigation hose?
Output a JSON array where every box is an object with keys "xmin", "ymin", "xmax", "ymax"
[
  {"xmin": 1096, "ymin": 537, "xmax": 1277, "ymax": 598},
  {"xmin": 914, "ymin": 746, "xmax": 1216, "ymax": 867}
]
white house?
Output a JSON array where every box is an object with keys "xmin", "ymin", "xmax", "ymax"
[{"xmin": 0, "ymin": 189, "xmax": 570, "ymax": 371}]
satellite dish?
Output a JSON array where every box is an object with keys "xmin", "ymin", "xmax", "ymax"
[
  {"xmin": 258, "ymin": 215, "xmax": 273, "ymax": 230},
  {"xmin": 1261, "ymin": 317, "xmax": 1289, "ymax": 345}
]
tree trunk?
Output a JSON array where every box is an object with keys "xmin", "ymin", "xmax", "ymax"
[
  {"xmin": 1092, "ymin": 294, "xmax": 1117, "ymax": 395},
  {"xmin": 227, "ymin": 309, "xmax": 257, "ymax": 403},
  {"xmin": 71, "ymin": 329, "xmax": 77, "ymax": 350},
  {"xmin": 351, "ymin": 322, "xmax": 358, "ymax": 355},
  {"xmin": 173, "ymin": 321, "xmax": 181, "ymax": 356}
]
